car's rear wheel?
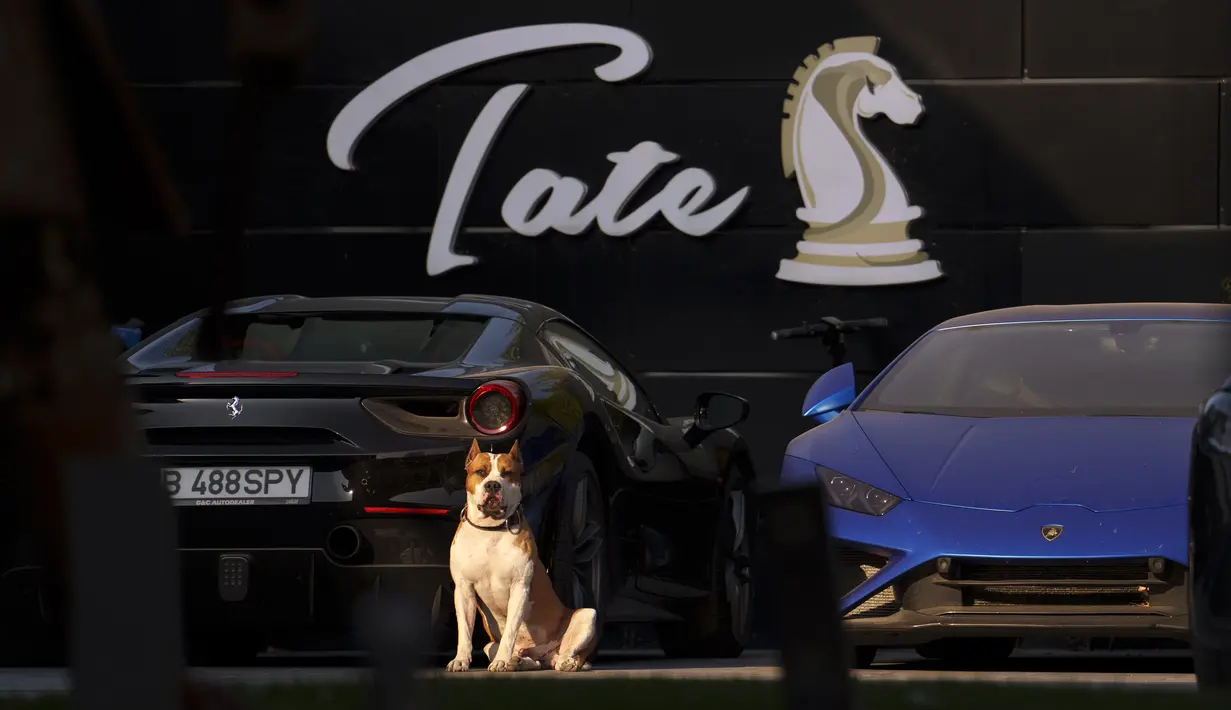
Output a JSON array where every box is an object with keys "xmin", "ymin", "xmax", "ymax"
[
  {"xmin": 658, "ymin": 477, "xmax": 754, "ymax": 658},
  {"xmin": 915, "ymin": 637, "xmax": 1016, "ymax": 665},
  {"xmin": 547, "ymin": 454, "xmax": 610, "ymax": 642}
]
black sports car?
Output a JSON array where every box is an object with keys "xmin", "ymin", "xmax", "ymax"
[
  {"xmin": 121, "ymin": 294, "xmax": 756, "ymax": 662},
  {"xmin": 1191, "ymin": 375, "xmax": 1231, "ymax": 690}
]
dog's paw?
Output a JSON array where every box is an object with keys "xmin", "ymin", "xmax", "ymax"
[
  {"xmin": 554, "ymin": 656, "xmax": 583, "ymax": 672},
  {"xmin": 488, "ymin": 659, "xmax": 518, "ymax": 672},
  {"xmin": 445, "ymin": 658, "xmax": 471, "ymax": 672}
]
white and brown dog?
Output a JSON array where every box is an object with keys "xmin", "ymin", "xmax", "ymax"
[{"xmin": 446, "ymin": 439, "xmax": 598, "ymax": 672}]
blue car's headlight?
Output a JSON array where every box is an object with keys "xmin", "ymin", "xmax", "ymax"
[{"xmin": 817, "ymin": 466, "xmax": 902, "ymax": 516}]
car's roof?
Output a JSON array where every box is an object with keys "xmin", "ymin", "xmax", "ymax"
[
  {"xmin": 231, "ymin": 294, "xmax": 566, "ymax": 326},
  {"xmin": 934, "ymin": 302, "xmax": 1231, "ymax": 330}
]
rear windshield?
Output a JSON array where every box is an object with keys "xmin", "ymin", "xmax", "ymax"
[
  {"xmin": 126, "ymin": 312, "xmax": 488, "ymax": 369},
  {"xmin": 857, "ymin": 319, "xmax": 1231, "ymax": 418}
]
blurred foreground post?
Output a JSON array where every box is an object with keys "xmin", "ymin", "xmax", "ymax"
[
  {"xmin": 0, "ymin": 0, "xmax": 194, "ymax": 708},
  {"xmin": 761, "ymin": 485, "xmax": 853, "ymax": 710},
  {"xmin": 1, "ymin": 0, "xmax": 313, "ymax": 706},
  {"xmin": 357, "ymin": 592, "xmax": 435, "ymax": 710}
]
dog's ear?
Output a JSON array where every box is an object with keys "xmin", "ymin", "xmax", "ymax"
[
  {"xmin": 466, "ymin": 439, "xmax": 481, "ymax": 466},
  {"xmin": 507, "ymin": 440, "xmax": 522, "ymax": 466}
]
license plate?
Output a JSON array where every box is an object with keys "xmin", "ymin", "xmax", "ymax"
[{"xmin": 162, "ymin": 467, "xmax": 312, "ymax": 506}]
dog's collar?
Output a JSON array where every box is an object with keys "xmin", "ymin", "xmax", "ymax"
[{"xmin": 462, "ymin": 505, "xmax": 523, "ymax": 533}]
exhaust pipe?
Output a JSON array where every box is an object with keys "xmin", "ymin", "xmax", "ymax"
[{"xmin": 326, "ymin": 525, "xmax": 364, "ymax": 561}]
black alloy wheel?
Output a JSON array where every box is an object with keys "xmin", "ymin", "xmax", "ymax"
[
  {"xmin": 658, "ymin": 474, "xmax": 754, "ymax": 658},
  {"xmin": 548, "ymin": 454, "xmax": 609, "ymax": 632}
]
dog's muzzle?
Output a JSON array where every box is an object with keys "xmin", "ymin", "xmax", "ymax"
[{"xmin": 479, "ymin": 481, "xmax": 506, "ymax": 517}]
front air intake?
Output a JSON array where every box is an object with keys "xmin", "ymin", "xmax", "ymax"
[{"xmin": 835, "ymin": 546, "xmax": 900, "ymax": 619}]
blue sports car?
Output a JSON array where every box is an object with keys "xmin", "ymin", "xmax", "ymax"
[{"xmin": 780, "ymin": 303, "xmax": 1231, "ymax": 667}]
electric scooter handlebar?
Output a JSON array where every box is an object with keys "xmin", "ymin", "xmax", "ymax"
[
  {"xmin": 769, "ymin": 323, "xmax": 826, "ymax": 341},
  {"xmin": 769, "ymin": 317, "xmax": 888, "ymax": 341}
]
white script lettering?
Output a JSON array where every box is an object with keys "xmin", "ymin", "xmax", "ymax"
[
  {"xmin": 327, "ymin": 23, "xmax": 752, "ymax": 275},
  {"xmin": 501, "ymin": 142, "xmax": 749, "ymax": 238}
]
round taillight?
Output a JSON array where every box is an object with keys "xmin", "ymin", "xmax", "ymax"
[{"xmin": 466, "ymin": 381, "xmax": 523, "ymax": 435}]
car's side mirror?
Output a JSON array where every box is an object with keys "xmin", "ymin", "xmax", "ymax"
[
  {"xmin": 111, "ymin": 324, "xmax": 143, "ymax": 350},
  {"xmin": 684, "ymin": 392, "xmax": 751, "ymax": 447},
  {"xmin": 803, "ymin": 362, "xmax": 856, "ymax": 424},
  {"xmin": 695, "ymin": 391, "xmax": 750, "ymax": 431}
]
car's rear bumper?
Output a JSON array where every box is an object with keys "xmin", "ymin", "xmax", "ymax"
[
  {"xmin": 179, "ymin": 546, "xmax": 452, "ymax": 643},
  {"xmin": 151, "ymin": 444, "xmax": 465, "ymax": 644},
  {"xmin": 173, "ymin": 501, "xmax": 467, "ymax": 646},
  {"xmin": 0, "ymin": 542, "xmax": 458, "ymax": 649}
]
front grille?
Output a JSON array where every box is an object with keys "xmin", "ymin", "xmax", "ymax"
[
  {"xmin": 961, "ymin": 561, "xmax": 1149, "ymax": 582},
  {"xmin": 956, "ymin": 558, "xmax": 1155, "ymax": 608},
  {"xmin": 836, "ymin": 546, "xmax": 900, "ymax": 619},
  {"xmin": 968, "ymin": 585, "xmax": 1150, "ymax": 607},
  {"xmin": 143, "ymin": 426, "xmax": 351, "ymax": 447}
]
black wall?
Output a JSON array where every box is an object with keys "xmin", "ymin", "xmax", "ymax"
[{"xmin": 102, "ymin": 0, "xmax": 1231, "ymax": 494}]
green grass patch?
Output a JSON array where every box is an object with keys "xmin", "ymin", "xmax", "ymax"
[{"xmin": 0, "ymin": 679, "xmax": 1225, "ymax": 710}]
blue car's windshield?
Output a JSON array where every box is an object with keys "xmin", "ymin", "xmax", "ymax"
[{"xmin": 857, "ymin": 319, "xmax": 1231, "ymax": 418}]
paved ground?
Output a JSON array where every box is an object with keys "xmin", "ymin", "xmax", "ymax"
[{"xmin": 0, "ymin": 648, "xmax": 1197, "ymax": 696}]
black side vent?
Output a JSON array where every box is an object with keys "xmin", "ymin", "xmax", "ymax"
[
  {"xmin": 143, "ymin": 427, "xmax": 351, "ymax": 447},
  {"xmin": 388, "ymin": 398, "xmax": 462, "ymax": 418}
]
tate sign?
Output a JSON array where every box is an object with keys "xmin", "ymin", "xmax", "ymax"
[
  {"xmin": 327, "ymin": 24, "xmax": 939, "ymax": 287},
  {"xmin": 327, "ymin": 24, "xmax": 751, "ymax": 277}
]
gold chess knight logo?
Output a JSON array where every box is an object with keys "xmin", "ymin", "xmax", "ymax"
[{"xmin": 778, "ymin": 37, "xmax": 943, "ymax": 286}]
